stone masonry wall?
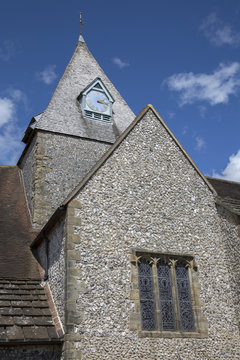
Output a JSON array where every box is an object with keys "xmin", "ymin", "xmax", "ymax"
[
  {"xmin": 64, "ymin": 109, "xmax": 240, "ymax": 359},
  {"xmin": 20, "ymin": 131, "xmax": 110, "ymax": 228}
]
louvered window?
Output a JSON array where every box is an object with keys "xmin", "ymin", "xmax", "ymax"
[
  {"xmin": 138, "ymin": 253, "xmax": 195, "ymax": 333},
  {"xmin": 84, "ymin": 110, "xmax": 111, "ymax": 122}
]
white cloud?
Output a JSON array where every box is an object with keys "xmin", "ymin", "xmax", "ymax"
[
  {"xmin": 198, "ymin": 105, "xmax": 207, "ymax": 118},
  {"xmin": 166, "ymin": 62, "xmax": 240, "ymax": 106},
  {"xmin": 0, "ymin": 97, "xmax": 15, "ymax": 127},
  {"xmin": 0, "ymin": 123, "xmax": 23, "ymax": 165},
  {"xmin": 200, "ymin": 13, "xmax": 240, "ymax": 47},
  {"xmin": 0, "ymin": 93, "xmax": 25, "ymax": 165},
  {"xmin": 37, "ymin": 65, "xmax": 57, "ymax": 85},
  {"xmin": 112, "ymin": 57, "xmax": 129, "ymax": 69},
  {"xmin": 9, "ymin": 89, "xmax": 25, "ymax": 102},
  {"xmin": 182, "ymin": 126, "xmax": 188, "ymax": 135},
  {"xmin": 212, "ymin": 150, "xmax": 240, "ymax": 182},
  {"xmin": 7, "ymin": 88, "xmax": 29, "ymax": 112},
  {"xmin": 195, "ymin": 137, "xmax": 206, "ymax": 151},
  {"xmin": 0, "ymin": 40, "xmax": 14, "ymax": 61},
  {"xmin": 167, "ymin": 111, "xmax": 175, "ymax": 119}
]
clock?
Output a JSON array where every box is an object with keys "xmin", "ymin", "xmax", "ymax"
[
  {"xmin": 86, "ymin": 90, "xmax": 110, "ymax": 113},
  {"xmin": 79, "ymin": 78, "xmax": 114, "ymax": 121}
]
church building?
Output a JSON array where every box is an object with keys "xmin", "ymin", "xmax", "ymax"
[{"xmin": 0, "ymin": 28, "xmax": 240, "ymax": 360}]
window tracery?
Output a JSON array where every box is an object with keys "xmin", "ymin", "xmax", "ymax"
[{"xmin": 130, "ymin": 250, "xmax": 207, "ymax": 338}]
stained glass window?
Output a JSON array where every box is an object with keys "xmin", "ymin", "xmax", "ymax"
[
  {"xmin": 138, "ymin": 260, "xmax": 156, "ymax": 331},
  {"xmin": 175, "ymin": 264, "xmax": 195, "ymax": 332},
  {"xmin": 137, "ymin": 254, "xmax": 195, "ymax": 333},
  {"xmin": 157, "ymin": 262, "xmax": 176, "ymax": 331}
]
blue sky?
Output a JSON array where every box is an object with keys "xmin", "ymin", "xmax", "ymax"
[{"xmin": 0, "ymin": 0, "xmax": 240, "ymax": 181}]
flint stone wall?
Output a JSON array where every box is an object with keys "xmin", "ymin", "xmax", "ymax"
[
  {"xmin": 36, "ymin": 216, "xmax": 66, "ymax": 325},
  {"xmin": 20, "ymin": 131, "xmax": 110, "ymax": 227},
  {"xmin": 64, "ymin": 109, "xmax": 240, "ymax": 359}
]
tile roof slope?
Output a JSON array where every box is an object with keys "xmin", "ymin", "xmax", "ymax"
[
  {"xmin": 0, "ymin": 279, "xmax": 61, "ymax": 343},
  {"xmin": 0, "ymin": 166, "xmax": 39, "ymax": 279},
  {"xmin": 0, "ymin": 166, "xmax": 62, "ymax": 343},
  {"xmin": 207, "ymin": 177, "xmax": 240, "ymax": 216}
]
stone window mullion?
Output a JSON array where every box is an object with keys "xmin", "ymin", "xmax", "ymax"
[
  {"xmin": 169, "ymin": 260, "xmax": 181, "ymax": 332},
  {"xmin": 187, "ymin": 262, "xmax": 198, "ymax": 331},
  {"xmin": 151, "ymin": 258, "xmax": 162, "ymax": 332}
]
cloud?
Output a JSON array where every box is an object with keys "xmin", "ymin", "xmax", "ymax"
[
  {"xmin": 200, "ymin": 13, "xmax": 240, "ymax": 47},
  {"xmin": 167, "ymin": 111, "xmax": 175, "ymax": 119},
  {"xmin": 7, "ymin": 88, "xmax": 29, "ymax": 112},
  {"xmin": 36, "ymin": 65, "xmax": 57, "ymax": 85},
  {"xmin": 195, "ymin": 137, "xmax": 206, "ymax": 151},
  {"xmin": 112, "ymin": 57, "xmax": 129, "ymax": 69},
  {"xmin": 212, "ymin": 150, "xmax": 240, "ymax": 182},
  {"xmin": 0, "ymin": 123, "xmax": 23, "ymax": 165},
  {"xmin": 182, "ymin": 126, "xmax": 188, "ymax": 135},
  {"xmin": 166, "ymin": 62, "xmax": 240, "ymax": 106},
  {"xmin": 0, "ymin": 97, "xmax": 15, "ymax": 127},
  {"xmin": 0, "ymin": 40, "xmax": 15, "ymax": 61},
  {"xmin": 198, "ymin": 105, "xmax": 207, "ymax": 118},
  {"xmin": 0, "ymin": 93, "xmax": 25, "ymax": 165}
]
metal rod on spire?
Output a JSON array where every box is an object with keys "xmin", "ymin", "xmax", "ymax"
[{"xmin": 80, "ymin": 12, "xmax": 84, "ymax": 35}]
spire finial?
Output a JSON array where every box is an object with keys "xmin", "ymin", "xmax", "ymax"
[{"xmin": 80, "ymin": 12, "xmax": 84, "ymax": 35}]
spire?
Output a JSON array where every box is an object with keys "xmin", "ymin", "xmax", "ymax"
[
  {"xmin": 32, "ymin": 17, "xmax": 135, "ymax": 143},
  {"xmin": 78, "ymin": 12, "xmax": 85, "ymax": 42}
]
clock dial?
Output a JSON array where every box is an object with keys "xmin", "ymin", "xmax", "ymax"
[{"xmin": 86, "ymin": 90, "xmax": 110, "ymax": 113}]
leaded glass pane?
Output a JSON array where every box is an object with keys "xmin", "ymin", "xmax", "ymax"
[
  {"xmin": 138, "ymin": 260, "xmax": 156, "ymax": 331},
  {"xmin": 157, "ymin": 262, "xmax": 176, "ymax": 331},
  {"xmin": 175, "ymin": 264, "xmax": 195, "ymax": 332}
]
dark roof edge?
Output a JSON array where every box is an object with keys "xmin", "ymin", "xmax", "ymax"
[
  {"xmin": 206, "ymin": 176, "xmax": 240, "ymax": 186},
  {"xmin": 31, "ymin": 105, "xmax": 217, "ymax": 249},
  {"xmin": 0, "ymin": 339, "xmax": 63, "ymax": 346},
  {"xmin": 0, "ymin": 165, "xmax": 17, "ymax": 168},
  {"xmin": 215, "ymin": 196, "xmax": 240, "ymax": 218}
]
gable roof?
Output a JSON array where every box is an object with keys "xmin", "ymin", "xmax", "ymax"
[
  {"xmin": 0, "ymin": 166, "xmax": 39, "ymax": 279},
  {"xmin": 61, "ymin": 105, "xmax": 217, "ymax": 204},
  {"xmin": 31, "ymin": 105, "xmax": 217, "ymax": 248}
]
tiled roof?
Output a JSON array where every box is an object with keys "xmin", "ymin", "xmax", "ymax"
[
  {"xmin": 0, "ymin": 166, "xmax": 39, "ymax": 279},
  {"xmin": 207, "ymin": 177, "xmax": 240, "ymax": 216},
  {"xmin": 0, "ymin": 167, "xmax": 63, "ymax": 343},
  {"xmin": 0, "ymin": 279, "xmax": 61, "ymax": 343}
]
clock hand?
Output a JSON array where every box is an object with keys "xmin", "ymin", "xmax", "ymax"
[{"xmin": 97, "ymin": 99, "xmax": 108, "ymax": 105}]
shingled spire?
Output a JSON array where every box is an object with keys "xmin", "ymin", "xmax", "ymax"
[
  {"xmin": 19, "ymin": 29, "xmax": 135, "ymax": 227},
  {"xmin": 31, "ymin": 30, "xmax": 134, "ymax": 143}
]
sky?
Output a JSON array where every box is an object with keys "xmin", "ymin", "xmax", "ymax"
[{"xmin": 0, "ymin": 0, "xmax": 240, "ymax": 181}]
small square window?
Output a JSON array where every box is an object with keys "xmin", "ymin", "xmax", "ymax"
[{"xmin": 130, "ymin": 250, "xmax": 208, "ymax": 338}]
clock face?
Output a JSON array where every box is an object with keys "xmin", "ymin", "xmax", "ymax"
[{"xmin": 86, "ymin": 90, "xmax": 110, "ymax": 113}]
